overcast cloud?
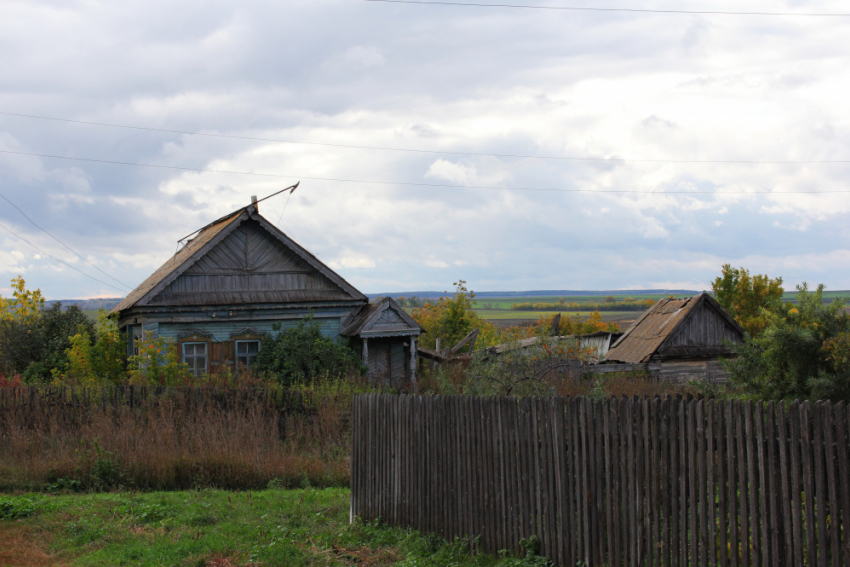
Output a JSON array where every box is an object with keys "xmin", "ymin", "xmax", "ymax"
[{"xmin": 1, "ymin": 0, "xmax": 849, "ymax": 298}]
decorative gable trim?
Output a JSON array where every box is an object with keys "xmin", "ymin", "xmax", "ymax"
[
  {"xmin": 177, "ymin": 328, "xmax": 215, "ymax": 340},
  {"xmin": 121, "ymin": 206, "xmax": 368, "ymax": 312},
  {"xmin": 229, "ymin": 327, "xmax": 266, "ymax": 338},
  {"xmin": 340, "ymin": 297, "xmax": 423, "ymax": 338}
]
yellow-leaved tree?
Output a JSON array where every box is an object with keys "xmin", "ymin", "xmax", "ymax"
[
  {"xmin": 0, "ymin": 276, "xmax": 45, "ymax": 377},
  {"xmin": 0, "ymin": 276, "xmax": 44, "ymax": 322},
  {"xmin": 127, "ymin": 331, "xmax": 193, "ymax": 386},
  {"xmin": 409, "ymin": 281, "xmax": 501, "ymax": 351},
  {"xmin": 712, "ymin": 264, "xmax": 784, "ymax": 336}
]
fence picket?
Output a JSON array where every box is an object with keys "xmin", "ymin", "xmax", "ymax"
[{"xmin": 344, "ymin": 394, "xmax": 850, "ymax": 567}]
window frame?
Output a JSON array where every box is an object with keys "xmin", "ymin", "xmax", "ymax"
[
  {"xmin": 235, "ymin": 339, "xmax": 261, "ymax": 370},
  {"xmin": 182, "ymin": 341, "xmax": 209, "ymax": 377}
]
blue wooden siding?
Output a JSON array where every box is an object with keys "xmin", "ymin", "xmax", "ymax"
[{"xmin": 135, "ymin": 307, "xmax": 351, "ymax": 344}]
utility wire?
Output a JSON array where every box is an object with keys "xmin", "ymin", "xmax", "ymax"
[
  {"xmin": 0, "ymin": 191, "xmax": 133, "ymax": 291},
  {"xmin": 1, "ymin": 148, "xmax": 849, "ymax": 195},
  {"xmin": 363, "ymin": 0, "xmax": 850, "ymax": 17},
  {"xmin": 1, "ymin": 111, "xmax": 849, "ymax": 165},
  {"xmin": 0, "ymin": 219, "xmax": 129, "ymax": 293}
]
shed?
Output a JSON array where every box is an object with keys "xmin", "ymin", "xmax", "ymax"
[
  {"xmin": 341, "ymin": 296, "xmax": 422, "ymax": 386},
  {"xmin": 603, "ymin": 293, "xmax": 744, "ymax": 383},
  {"xmin": 113, "ymin": 200, "xmax": 422, "ymax": 384}
]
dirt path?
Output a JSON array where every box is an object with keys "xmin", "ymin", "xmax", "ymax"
[{"xmin": 0, "ymin": 524, "xmax": 72, "ymax": 567}]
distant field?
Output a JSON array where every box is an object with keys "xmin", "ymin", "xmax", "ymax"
[
  {"xmin": 783, "ymin": 290, "xmax": 850, "ymax": 303},
  {"xmin": 472, "ymin": 309, "xmax": 638, "ymax": 321},
  {"xmin": 472, "ymin": 308, "xmax": 643, "ymax": 330},
  {"xmin": 474, "ymin": 293, "xmax": 694, "ymax": 311}
]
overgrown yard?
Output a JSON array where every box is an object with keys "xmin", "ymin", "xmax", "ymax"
[{"xmin": 0, "ymin": 488, "xmax": 544, "ymax": 567}]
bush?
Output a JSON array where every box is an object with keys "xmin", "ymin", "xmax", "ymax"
[
  {"xmin": 256, "ymin": 317, "xmax": 365, "ymax": 387},
  {"xmin": 722, "ymin": 283, "xmax": 850, "ymax": 400}
]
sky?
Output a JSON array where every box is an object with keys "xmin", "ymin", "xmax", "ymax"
[{"xmin": 1, "ymin": 0, "xmax": 849, "ymax": 299}]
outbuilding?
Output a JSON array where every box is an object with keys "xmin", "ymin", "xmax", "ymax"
[{"xmin": 603, "ymin": 292, "xmax": 744, "ymax": 383}]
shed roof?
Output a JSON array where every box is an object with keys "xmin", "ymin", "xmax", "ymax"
[
  {"xmin": 340, "ymin": 297, "xmax": 423, "ymax": 338},
  {"xmin": 604, "ymin": 293, "xmax": 744, "ymax": 364},
  {"xmin": 113, "ymin": 205, "xmax": 366, "ymax": 313}
]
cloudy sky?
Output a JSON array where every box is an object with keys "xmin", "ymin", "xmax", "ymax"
[{"xmin": 1, "ymin": 0, "xmax": 849, "ymax": 299}]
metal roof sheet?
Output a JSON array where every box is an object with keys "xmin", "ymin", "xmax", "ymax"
[{"xmin": 604, "ymin": 295, "xmax": 700, "ymax": 363}]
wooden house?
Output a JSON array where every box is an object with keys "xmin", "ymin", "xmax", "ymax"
[
  {"xmin": 113, "ymin": 200, "xmax": 422, "ymax": 385},
  {"xmin": 603, "ymin": 292, "xmax": 744, "ymax": 383}
]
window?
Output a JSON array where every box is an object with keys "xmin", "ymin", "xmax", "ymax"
[
  {"xmin": 183, "ymin": 342, "xmax": 207, "ymax": 376},
  {"xmin": 236, "ymin": 340, "xmax": 260, "ymax": 369}
]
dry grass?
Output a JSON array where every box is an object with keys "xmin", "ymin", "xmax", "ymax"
[
  {"xmin": 0, "ymin": 390, "xmax": 350, "ymax": 492},
  {"xmin": 0, "ymin": 524, "xmax": 73, "ymax": 566}
]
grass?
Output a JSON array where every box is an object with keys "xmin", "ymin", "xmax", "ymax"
[
  {"xmin": 0, "ymin": 488, "xmax": 543, "ymax": 567},
  {"xmin": 0, "ymin": 390, "xmax": 351, "ymax": 493}
]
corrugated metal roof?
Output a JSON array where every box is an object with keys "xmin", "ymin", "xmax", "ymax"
[
  {"xmin": 604, "ymin": 295, "xmax": 700, "ymax": 364},
  {"xmin": 112, "ymin": 211, "xmax": 244, "ymax": 313}
]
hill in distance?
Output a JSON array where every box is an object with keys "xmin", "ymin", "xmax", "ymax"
[
  {"xmin": 43, "ymin": 298, "xmax": 124, "ymax": 312},
  {"xmin": 367, "ymin": 289, "xmax": 701, "ymax": 299}
]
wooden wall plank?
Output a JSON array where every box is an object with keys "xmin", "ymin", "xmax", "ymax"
[
  {"xmin": 823, "ymin": 402, "xmax": 840, "ymax": 567},
  {"xmin": 814, "ymin": 402, "xmax": 828, "ymax": 567},
  {"xmin": 756, "ymin": 401, "xmax": 770, "ymax": 567},
  {"xmin": 835, "ymin": 401, "xmax": 850, "ymax": 564},
  {"xmin": 802, "ymin": 401, "xmax": 817, "ymax": 566}
]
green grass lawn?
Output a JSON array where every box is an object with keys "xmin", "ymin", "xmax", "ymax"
[{"xmin": 0, "ymin": 489, "xmax": 541, "ymax": 567}]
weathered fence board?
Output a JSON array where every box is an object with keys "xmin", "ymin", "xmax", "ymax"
[{"xmin": 352, "ymin": 394, "xmax": 850, "ymax": 566}]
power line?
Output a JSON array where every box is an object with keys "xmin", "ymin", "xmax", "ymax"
[
  {"xmin": 363, "ymin": 0, "xmax": 850, "ymax": 17},
  {"xmin": 0, "ymin": 219, "xmax": 129, "ymax": 293},
  {"xmin": 1, "ymin": 111, "xmax": 849, "ymax": 165},
  {"xmin": 1, "ymin": 148, "xmax": 848, "ymax": 195},
  {"xmin": 0, "ymin": 191, "xmax": 133, "ymax": 291}
]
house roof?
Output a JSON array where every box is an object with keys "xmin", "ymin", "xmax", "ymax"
[
  {"xmin": 340, "ymin": 297, "xmax": 423, "ymax": 338},
  {"xmin": 604, "ymin": 293, "xmax": 744, "ymax": 364},
  {"xmin": 113, "ymin": 205, "xmax": 367, "ymax": 313}
]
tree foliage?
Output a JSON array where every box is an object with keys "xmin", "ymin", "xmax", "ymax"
[
  {"xmin": 126, "ymin": 331, "xmax": 193, "ymax": 386},
  {"xmin": 722, "ymin": 283, "xmax": 850, "ymax": 401},
  {"xmin": 256, "ymin": 317, "xmax": 364, "ymax": 387},
  {"xmin": 409, "ymin": 281, "xmax": 501, "ymax": 350},
  {"xmin": 545, "ymin": 311, "xmax": 620, "ymax": 336},
  {"xmin": 54, "ymin": 310, "xmax": 127, "ymax": 386},
  {"xmin": 712, "ymin": 264, "xmax": 784, "ymax": 336},
  {"xmin": 0, "ymin": 276, "xmax": 102, "ymax": 380}
]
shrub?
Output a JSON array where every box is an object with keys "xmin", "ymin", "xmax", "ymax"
[{"xmin": 256, "ymin": 317, "xmax": 365, "ymax": 387}]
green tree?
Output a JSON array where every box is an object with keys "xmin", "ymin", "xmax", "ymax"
[
  {"xmin": 38, "ymin": 303, "xmax": 96, "ymax": 378},
  {"xmin": 712, "ymin": 264, "xmax": 784, "ymax": 336},
  {"xmin": 722, "ymin": 283, "xmax": 850, "ymax": 400},
  {"xmin": 256, "ymin": 317, "xmax": 365, "ymax": 387},
  {"xmin": 53, "ymin": 310, "xmax": 125, "ymax": 385}
]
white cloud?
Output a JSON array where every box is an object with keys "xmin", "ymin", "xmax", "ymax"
[
  {"xmin": 2, "ymin": 0, "xmax": 850, "ymax": 297},
  {"xmin": 328, "ymin": 254, "xmax": 376, "ymax": 269}
]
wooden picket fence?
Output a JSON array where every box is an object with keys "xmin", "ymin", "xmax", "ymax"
[{"xmin": 350, "ymin": 394, "xmax": 850, "ymax": 567}]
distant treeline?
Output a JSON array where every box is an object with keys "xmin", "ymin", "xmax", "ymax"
[
  {"xmin": 43, "ymin": 298, "xmax": 123, "ymax": 312},
  {"xmin": 511, "ymin": 298, "xmax": 656, "ymax": 311}
]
